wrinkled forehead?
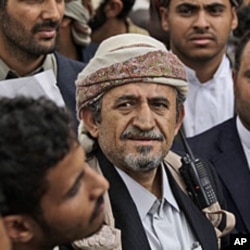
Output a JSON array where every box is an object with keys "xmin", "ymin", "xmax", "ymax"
[{"xmin": 102, "ymin": 82, "xmax": 177, "ymax": 100}]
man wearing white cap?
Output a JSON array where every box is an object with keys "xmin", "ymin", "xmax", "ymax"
[{"xmin": 75, "ymin": 34, "xmax": 233, "ymax": 250}]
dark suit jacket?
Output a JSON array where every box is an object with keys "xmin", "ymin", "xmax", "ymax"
[
  {"xmin": 177, "ymin": 117, "xmax": 250, "ymax": 234},
  {"xmin": 55, "ymin": 52, "xmax": 85, "ymax": 131},
  {"xmin": 94, "ymin": 147, "xmax": 228, "ymax": 250}
]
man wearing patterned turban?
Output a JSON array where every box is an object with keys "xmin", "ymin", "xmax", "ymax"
[{"xmin": 72, "ymin": 34, "xmax": 233, "ymax": 250}]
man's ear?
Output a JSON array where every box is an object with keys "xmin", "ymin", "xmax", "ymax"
[
  {"xmin": 174, "ymin": 104, "xmax": 185, "ymax": 136},
  {"xmin": 3, "ymin": 215, "xmax": 34, "ymax": 243},
  {"xmin": 60, "ymin": 17, "xmax": 72, "ymax": 29},
  {"xmin": 231, "ymin": 7, "xmax": 238, "ymax": 31},
  {"xmin": 104, "ymin": 0, "xmax": 123, "ymax": 18},
  {"xmin": 159, "ymin": 6, "xmax": 169, "ymax": 32},
  {"xmin": 80, "ymin": 109, "xmax": 99, "ymax": 138}
]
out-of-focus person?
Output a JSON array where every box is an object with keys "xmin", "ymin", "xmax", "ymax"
[
  {"xmin": 0, "ymin": 0, "xmax": 85, "ymax": 131},
  {"xmin": 82, "ymin": 0, "xmax": 149, "ymax": 63},
  {"xmin": 173, "ymin": 31, "xmax": 250, "ymax": 235},
  {"xmin": 0, "ymin": 96, "xmax": 109, "ymax": 250},
  {"xmin": 159, "ymin": 0, "xmax": 239, "ymax": 137}
]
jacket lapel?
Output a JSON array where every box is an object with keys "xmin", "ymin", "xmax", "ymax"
[
  {"xmin": 55, "ymin": 52, "xmax": 85, "ymax": 131},
  {"xmin": 96, "ymin": 149, "xmax": 151, "ymax": 250},
  {"xmin": 212, "ymin": 119, "xmax": 250, "ymax": 232},
  {"xmin": 96, "ymin": 148, "xmax": 218, "ymax": 249},
  {"xmin": 165, "ymin": 166, "xmax": 218, "ymax": 250}
]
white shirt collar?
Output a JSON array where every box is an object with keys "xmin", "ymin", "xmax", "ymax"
[
  {"xmin": 115, "ymin": 163, "xmax": 180, "ymax": 221},
  {"xmin": 236, "ymin": 116, "xmax": 250, "ymax": 169},
  {"xmin": 185, "ymin": 55, "xmax": 230, "ymax": 86},
  {"xmin": 237, "ymin": 116, "xmax": 250, "ymax": 150},
  {"xmin": 0, "ymin": 53, "xmax": 57, "ymax": 80},
  {"xmin": 183, "ymin": 55, "xmax": 234, "ymax": 137}
]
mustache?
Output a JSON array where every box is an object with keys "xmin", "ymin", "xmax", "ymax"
[
  {"xmin": 32, "ymin": 20, "xmax": 60, "ymax": 33},
  {"xmin": 187, "ymin": 30, "xmax": 216, "ymax": 39},
  {"xmin": 121, "ymin": 127, "xmax": 164, "ymax": 141}
]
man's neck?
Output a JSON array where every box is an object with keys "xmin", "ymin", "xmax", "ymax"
[
  {"xmin": 57, "ymin": 33, "xmax": 79, "ymax": 61},
  {"xmin": 0, "ymin": 39, "xmax": 45, "ymax": 76},
  {"xmin": 91, "ymin": 18, "xmax": 127, "ymax": 43},
  {"xmin": 172, "ymin": 49, "xmax": 226, "ymax": 83},
  {"xmin": 57, "ymin": 20, "xmax": 80, "ymax": 61},
  {"xmin": 123, "ymin": 166, "xmax": 162, "ymax": 199},
  {"xmin": 13, "ymin": 243, "xmax": 52, "ymax": 250}
]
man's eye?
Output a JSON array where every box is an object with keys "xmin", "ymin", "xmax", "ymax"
[
  {"xmin": 117, "ymin": 102, "xmax": 133, "ymax": 108},
  {"xmin": 151, "ymin": 102, "xmax": 168, "ymax": 109},
  {"xmin": 67, "ymin": 183, "xmax": 80, "ymax": 197},
  {"xmin": 208, "ymin": 6, "xmax": 224, "ymax": 15},
  {"xmin": 178, "ymin": 6, "xmax": 194, "ymax": 15}
]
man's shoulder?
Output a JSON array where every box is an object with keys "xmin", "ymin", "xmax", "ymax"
[
  {"xmin": 188, "ymin": 117, "xmax": 235, "ymax": 144},
  {"xmin": 54, "ymin": 52, "xmax": 86, "ymax": 72},
  {"xmin": 181, "ymin": 117, "xmax": 236, "ymax": 160}
]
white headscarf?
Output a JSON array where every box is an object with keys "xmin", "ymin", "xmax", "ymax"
[{"xmin": 64, "ymin": 0, "xmax": 91, "ymax": 46}]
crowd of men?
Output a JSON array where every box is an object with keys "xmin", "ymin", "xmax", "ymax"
[{"xmin": 0, "ymin": 0, "xmax": 250, "ymax": 249}]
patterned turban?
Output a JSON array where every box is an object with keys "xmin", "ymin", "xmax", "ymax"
[{"xmin": 76, "ymin": 33, "xmax": 188, "ymax": 118}]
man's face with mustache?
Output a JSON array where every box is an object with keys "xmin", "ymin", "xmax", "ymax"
[
  {"xmin": 91, "ymin": 83, "xmax": 183, "ymax": 175},
  {"xmin": 0, "ymin": 0, "xmax": 65, "ymax": 57}
]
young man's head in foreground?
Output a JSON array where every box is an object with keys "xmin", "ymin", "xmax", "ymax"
[{"xmin": 0, "ymin": 96, "xmax": 109, "ymax": 250}]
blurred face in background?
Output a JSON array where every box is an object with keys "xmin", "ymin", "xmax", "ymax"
[
  {"xmin": 0, "ymin": 0, "xmax": 65, "ymax": 57},
  {"xmin": 234, "ymin": 40, "xmax": 250, "ymax": 130},
  {"xmin": 36, "ymin": 144, "xmax": 109, "ymax": 247},
  {"xmin": 160, "ymin": 0, "xmax": 238, "ymax": 65}
]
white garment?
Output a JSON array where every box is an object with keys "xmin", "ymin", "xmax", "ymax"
[
  {"xmin": 116, "ymin": 164, "xmax": 198, "ymax": 250},
  {"xmin": 184, "ymin": 55, "xmax": 234, "ymax": 137},
  {"xmin": 132, "ymin": 0, "xmax": 149, "ymax": 11},
  {"xmin": 236, "ymin": 116, "xmax": 250, "ymax": 170}
]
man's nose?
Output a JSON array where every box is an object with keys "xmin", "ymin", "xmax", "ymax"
[
  {"xmin": 87, "ymin": 166, "xmax": 109, "ymax": 200},
  {"xmin": 41, "ymin": 0, "xmax": 64, "ymax": 22},
  {"xmin": 193, "ymin": 11, "xmax": 210, "ymax": 31},
  {"xmin": 132, "ymin": 104, "xmax": 155, "ymax": 131}
]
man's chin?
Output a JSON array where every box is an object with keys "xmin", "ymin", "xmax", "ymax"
[{"xmin": 84, "ymin": 222, "xmax": 104, "ymax": 238}]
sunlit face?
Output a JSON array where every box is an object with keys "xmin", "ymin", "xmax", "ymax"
[
  {"xmin": 92, "ymin": 83, "xmax": 183, "ymax": 175},
  {"xmin": 160, "ymin": 0, "xmax": 238, "ymax": 65},
  {"xmin": 234, "ymin": 41, "xmax": 250, "ymax": 130},
  {"xmin": 37, "ymin": 144, "xmax": 109, "ymax": 247},
  {"xmin": 0, "ymin": 0, "xmax": 65, "ymax": 57}
]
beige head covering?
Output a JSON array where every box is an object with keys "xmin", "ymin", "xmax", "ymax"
[
  {"xmin": 76, "ymin": 33, "xmax": 188, "ymax": 153},
  {"xmin": 64, "ymin": 0, "xmax": 91, "ymax": 46},
  {"xmin": 76, "ymin": 33, "xmax": 188, "ymax": 118}
]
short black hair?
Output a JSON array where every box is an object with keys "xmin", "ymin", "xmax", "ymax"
[
  {"xmin": 234, "ymin": 30, "xmax": 250, "ymax": 71},
  {"xmin": 0, "ymin": 96, "xmax": 77, "ymax": 218},
  {"xmin": 233, "ymin": 5, "xmax": 250, "ymax": 39},
  {"xmin": 118, "ymin": 0, "xmax": 135, "ymax": 19}
]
